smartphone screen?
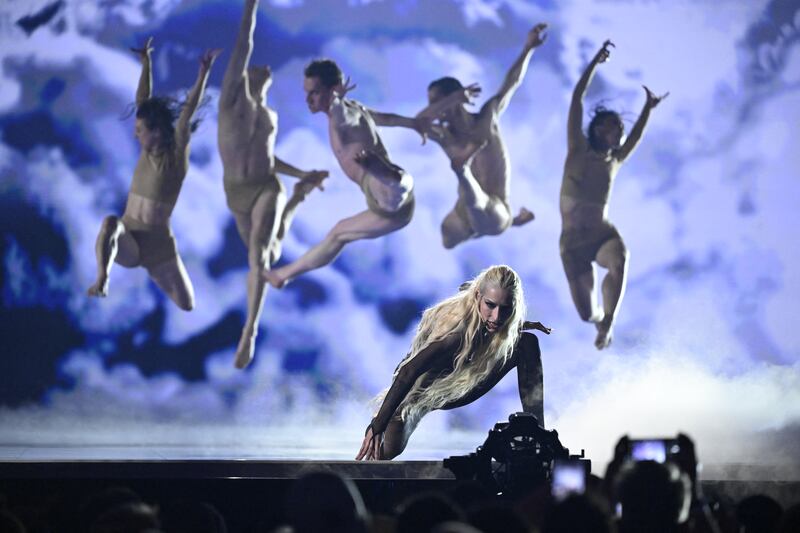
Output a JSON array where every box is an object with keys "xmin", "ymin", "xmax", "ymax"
[
  {"xmin": 551, "ymin": 459, "xmax": 586, "ymax": 501},
  {"xmin": 629, "ymin": 439, "xmax": 673, "ymax": 463}
]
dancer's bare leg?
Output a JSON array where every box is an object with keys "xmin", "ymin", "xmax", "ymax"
[
  {"xmin": 264, "ymin": 208, "xmax": 408, "ymax": 288},
  {"xmin": 448, "ymin": 142, "xmax": 513, "ymax": 239},
  {"xmin": 440, "ymin": 203, "xmax": 474, "ymax": 249},
  {"xmin": 147, "ymin": 254, "xmax": 195, "ymax": 311},
  {"xmin": 87, "ymin": 215, "xmax": 139, "ymax": 297},
  {"xmin": 567, "ymin": 267, "xmax": 603, "ymax": 325},
  {"xmin": 269, "ymin": 175, "xmax": 326, "ymax": 265},
  {"xmin": 355, "ymin": 149, "xmax": 404, "ymax": 183},
  {"xmin": 593, "ymin": 237, "xmax": 629, "ymax": 350},
  {"xmin": 232, "ymin": 188, "xmax": 285, "ymax": 368}
]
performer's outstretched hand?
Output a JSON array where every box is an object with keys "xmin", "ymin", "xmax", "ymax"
[
  {"xmin": 522, "ymin": 320, "xmax": 552, "ymax": 335},
  {"xmin": 334, "ymin": 76, "xmax": 357, "ymax": 99},
  {"xmin": 356, "ymin": 425, "xmax": 383, "ymax": 460},
  {"xmin": 462, "ymin": 82, "xmax": 482, "ymax": 105},
  {"xmin": 200, "ymin": 48, "xmax": 222, "ymax": 72},
  {"xmin": 595, "ymin": 39, "xmax": 614, "ymax": 64},
  {"xmin": 130, "ymin": 36, "xmax": 154, "ymax": 61},
  {"xmin": 302, "ymin": 170, "xmax": 329, "ymax": 191},
  {"xmin": 412, "ymin": 115, "xmax": 433, "ymax": 145},
  {"xmin": 526, "ymin": 23, "xmax": 548, "ymax": 49},
  {"xmin": 643, "ymin": 85, "xmax": 669, "ymax": 109}
]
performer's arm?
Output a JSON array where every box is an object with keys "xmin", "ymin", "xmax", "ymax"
[
  {"xmin": 488, "ymin": 23, "xmax": 547, "ymax": 116},
  {"xmin": 369, "ymin": 110, "xmax": 417, "ymax": 129},
  {"xmin": 131, "ymin": 37, "xmax": 154, "ymax": 106},
  {"xmin": 369, "ymin": 109, "xmax": 433, "ymax": 144},
  {"xmin": 616, "ymin": 85, "xmax": 668, "ymax": 162},
  {"xmin": 220, "ymin": 0, "xmax": 258, "ymax": 106},
  {"xmin": 369, "ymin": 336, "xmax": 456, "ymax": 434},
  {"xmin": 516, "ymin": 332, "xmax": 544, "ymax": 427},
  {"xmin": 568, "ymin": 41, "xmax": 611, "ymax": 150},
  {"xmin": 174, "ymin": 49, "xmax": 220, "ymax": 149},
  {"xmin": 274, "ymin": 157, "xmax": 312, "ymax": 179}
]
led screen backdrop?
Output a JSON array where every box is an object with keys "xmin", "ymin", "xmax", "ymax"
[{"xmin": 1, "ymin": 0, "xmax": 799, "ymax": 465}]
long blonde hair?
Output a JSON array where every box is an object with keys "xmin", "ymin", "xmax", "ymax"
[{"xmin": 388, "ymin": 265, "xmax": 527, "ymax": 423}]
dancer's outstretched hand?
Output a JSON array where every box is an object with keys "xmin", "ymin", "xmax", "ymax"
[
  {"xmin": 526, "ymin": 23, "xmax": 548, "ymax": 49},
  {"xmin": 412, "ymin": 115, "xmax": 433, "ymax": 145},
  {"xmin": 296, "ymin": 170, "xmax": 329, "ymax": 195},
  {"xmin": 522, "ymin": 321, "xmax": 552, "ymax": 335},
  {"xmin": 130, "ymin": 36, "xmax": 154, "ymax": 61},
  {"xmin": 595, "ymin": 39, "xmax": 614, "ymax": 63},
  {"xmin": 462, "ymin": 82, "xmax": 482, "ymax": 105},
  {"xmin": 643, "ymin": 85, "xmax": 669, "ymax": 109},
  {"xmin": 356, "ymin": 425, "xmax": 384, "ymax": 460},
  {"xmin": 334, "ymin": 76, "xmax": 357, "ymax": 98},
  {"xmin": 200, "ymin": 48, "xmax": 222, "ymax": 72}
]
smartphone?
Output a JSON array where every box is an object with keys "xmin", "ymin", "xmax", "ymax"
[
  {"xmin": 551, "ymin": 459, "xmax": 586, "ymax": 501},
  {"xmin": 628, "ymin": 438, "xmax": 680, "ymax": 463}
]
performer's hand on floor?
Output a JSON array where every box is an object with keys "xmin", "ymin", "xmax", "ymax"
[
  {"xmin": 522, "ymin": 321, "xmax": 552, "ymax": 335},
  {"xmin": 356, "ymin": 426, "xmax": 383, "ymax": 460}
]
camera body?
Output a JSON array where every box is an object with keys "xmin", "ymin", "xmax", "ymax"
[{"xmin": 444, "ymin": 412, "xmax": 590, "ymax": 497}]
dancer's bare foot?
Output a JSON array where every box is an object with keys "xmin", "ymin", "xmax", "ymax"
[
  {"xmin": 234, "ymin": 328, "xmax": 256, "ymax": 369},
  {"xmin": 512, "ymin": 207, "xmax": 535, "ymax": 227},
  {"xmin": 87, "ymin": 277, "xmax": 109, "ymax": 298},
  {"xmin": 449, "ymin": 140, "xmax": 488, "ymax": 171},
  {"xmin": 594, "ymin": 318, "xmax": 613, "ymax": 350},
  {"xmin": 355, "ymin": 149, "xmax": 403, "ymax": 182},
  {"xmin": 263, "ymin": 268, "xmax": 288, "ymax": 289}
]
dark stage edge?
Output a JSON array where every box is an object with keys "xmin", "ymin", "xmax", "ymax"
[
  {"xmin": 2, "ymin": 458, "xmax": 800, "ymax": 529},
  {"xmin": 0, "ymin": 459, "xmax": 453, "ymax": 480}
]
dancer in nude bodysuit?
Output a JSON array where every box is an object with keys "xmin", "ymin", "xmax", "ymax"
[
  {"xmin": 561, "ymin": 40, "xmax": 668, "ymax": 349},
  {"xmin": 356, "ymin": 265, "xmax": 551, "ymax": 460},
  {"xmin": 219, "ymin": 0, "xmax": 329, "ymax": 368},
  {"xmin": 369, "ymin": 24, "xmax": 547, "ymax": 249},
  {"xmin": 264, "ymin": 59, "xmax": 415, "ymax": 289},
  {"xmin": 88, "ymin": 38, "xmax": 219, "ymax": 311}
]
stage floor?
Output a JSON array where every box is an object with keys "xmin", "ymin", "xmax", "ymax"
[{"xmin": 2, "ymin": 444, "xmax": 799, "ymax": 482}]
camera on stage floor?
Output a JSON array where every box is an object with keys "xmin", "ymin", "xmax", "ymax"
[{"xmin": 443, "ymin": 412, "xmax": 590, "ymax": 497}]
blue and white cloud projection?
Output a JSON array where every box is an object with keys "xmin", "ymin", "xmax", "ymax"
[{"xmin": 1, "ymin": 0, "xmax": 799, "ymax": 465}]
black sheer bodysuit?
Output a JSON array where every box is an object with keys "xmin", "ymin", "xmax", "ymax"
[{"xmin": 369, "ymin": 331, "xmax": 544, "ymax": 436}]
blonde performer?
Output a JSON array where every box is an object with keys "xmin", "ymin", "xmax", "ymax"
[{"xmin": 356, "ymin": 265, "xmax": 550, "ymax": 460}]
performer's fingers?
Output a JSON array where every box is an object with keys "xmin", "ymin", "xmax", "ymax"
[
  {"xmin": 356, "ymin": 440, "xmax": 368, "ymax": 460},
  {"xmin": 372, "ymin": 437, "xmax": 381, "ymax": 460}
]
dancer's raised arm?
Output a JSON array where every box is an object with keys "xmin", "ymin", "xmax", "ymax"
[
  {"xmin": 221, "ymin": 0, "xmax": 258, "ymax": 105},
  {"xmin": 569, "ymin": 40, "xmax": 612, "ymax": 149},
  {"xmin": 616, "ymin": 85, "xmax": 668, "ymax": 162},
  {"xmin": 131, "ymin": 37, "xmax": 154, "ymax": 106},
  {"xmin": 175, "ymin": 49, "xmax": 220, "ymax": 150},
  {"xmin": 489, "ymin": 23, "xmax": 547, "ymax": 116}
]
